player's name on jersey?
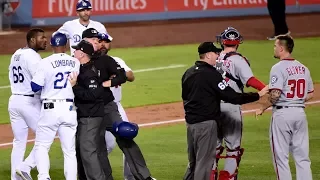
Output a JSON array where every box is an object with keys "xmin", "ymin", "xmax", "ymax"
[
  {"xmin": 286, "ymin": 65, "xmax": 306, "ymax": 76},
  {"xmin": 51, "ymin": 59, "xmax": 76, "ymax": 68}
]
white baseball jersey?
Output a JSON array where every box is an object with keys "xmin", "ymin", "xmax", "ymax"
[
  {"xmin": 32, "ymin": 53, "xmax": 80, "ymax": 100},
  {"xmin": 269, "ymin": 59, "xmax": 314, "ymax": 107},
  {"xmin": 55, "ymin": 19, "xmax": 107, "ymax": 56},
  {"xmin": 216, "ymin": 52, "xmax": 253, "ymax": 93},
  {"xmin": 110, "ymin": 56, "xmax": 132, "ymax": 102},
  {"xmin": 9, "ymin": 48, "xmax": 42, "ymax": 95}
]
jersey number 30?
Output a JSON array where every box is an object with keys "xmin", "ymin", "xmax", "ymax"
[
  {"xmin": 54, "ymin": 72, "xmax": 71, "ymax": 89},
  {"xmin": 287, "ymin": 79, "xmax": 305, "ymax": 98},
  {"xmin": 12, "ymin": 66, "xmax": 24, "ymax": 83}
]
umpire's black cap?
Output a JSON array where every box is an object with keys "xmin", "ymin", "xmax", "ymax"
[
  {"xmin": 198, "ymin": 42, "xmax": 222, "ymax": 55},
  {"xmin": 82, "ymin": 28, "xmax": 99, "ymax": 39},
  {"xmin": 72, "ymin": 40, "xmax": 94, "ymax": 56}
]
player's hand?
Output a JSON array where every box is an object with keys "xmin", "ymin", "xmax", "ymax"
[
  {"xmin": 258, "ymin": 85, "xmax": 269, "ymax": 97},
  {"xmin": 102, "ymin": 80, "xmax": 111, "ymax": 87},
  {"xmin": 68, "ymin": 72, "xmax": 78, "ymax": 87},
  {"xmin": 255, "ymin": 108, "xmax": 264, "ymax": 120}
]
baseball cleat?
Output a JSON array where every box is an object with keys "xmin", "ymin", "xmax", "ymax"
[
  {"xmin": 16, "ymin": 169, "xmax": 33, "ymax": 180},
  {"xmin": 267, "ymin": 31, "xmax": 291, "ymax": 40}
]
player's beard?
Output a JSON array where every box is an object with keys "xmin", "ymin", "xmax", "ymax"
[
  {"xmin": 81, "ymin": 15, "xmax": 90, "ymax": 22},
  {"xmin": 100, "ymin": 47, "xmax": 109, "ymax": 55}
]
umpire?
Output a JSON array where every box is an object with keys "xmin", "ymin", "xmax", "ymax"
[
  {"xmin": 70, "ymin": 40, "xmax": 113, "ymax": 180},
  {"xmin": 182, "ymin": 42, "xmax": 268, "ymax": 180},
  {"xmin": 82, "ymin": 28, "xmax": 156, "ymax": 180}
]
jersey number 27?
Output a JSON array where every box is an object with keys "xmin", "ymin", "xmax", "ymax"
[
  {"xmin": 54, "ymin": 72, "xmax": 71, "ymax": 89},
  {"xmin": 287, "ymin": 79, "xmax": 305, "ymax": 98}
]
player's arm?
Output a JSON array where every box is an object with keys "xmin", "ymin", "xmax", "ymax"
[
  {"xmin": 30, "ymin": 61, "xmax": 46, "ymax": 92},
  {"xmin": 102, "ymin": 56, "xmax": 127, "ymax": 87},
  {"xmin": 26, "ymin": 52, "xmax": 42, "ymax": 77},
  {"xmin": 115, "ymin": 57, "xmax": 135, "ymax": 82},
  {"xmin": 207, "ymin": 71, "xmax": 262, "ymax": 105},
  {"xmin": 73, "ymin": 75, "xmax": 104, "ymax": 101},
  {"xmin": 306, "ymin": 70, "xmax": 314, "ymax": 102},
  {"xmin": 258, "ymin": 66, "xmax": 284, "ymax": 112},
  {"xmin": 235, "ymin": 57, "xmax": 266, "ymax": 91}
]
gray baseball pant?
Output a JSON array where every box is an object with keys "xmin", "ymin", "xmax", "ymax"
[
  {"xmin": 183, "ymin": 120, "xmax": 218, "ymax": 180},
  {"xmin": 76, "ymin": 117, "xmax": 113, "ymax": 180}
]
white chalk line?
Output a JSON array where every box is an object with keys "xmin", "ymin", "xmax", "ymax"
[
  {"xmin": 0, "ymin": 100, "xmax": 320, "ymax": 147},
  {"xmin": 0, "ymin": 64, "xmax": 187, "ymax": 89}
]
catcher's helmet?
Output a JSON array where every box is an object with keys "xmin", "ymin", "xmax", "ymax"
[
  {"xmin": 216, "ymin": 27, "xmax": 243, "ymax": 46},
  {"xmin": 112, "ymin": 121, "xmax": 139, "ymax": 140},
  {"xmin": 76, "ymin": 0, "xmax": 92, "ymax": 11},
  {"xmin": 50, "ymin": 33, "xmax": 67, "ymax": 47}
]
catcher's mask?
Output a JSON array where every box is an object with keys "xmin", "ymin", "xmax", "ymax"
[{"xmin": 216, "ymin": 27, "xmax": 243, "ymax": 46}]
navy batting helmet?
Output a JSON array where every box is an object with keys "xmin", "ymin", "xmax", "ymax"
[
  {"xmin": 50, "ymin": 33, "xmax": 67, "ymax": 47},
  {"xmin": 76, "ymin": 0, "xmax": 92, "ymax": 11},
  {"xmin": 216, "ymin": 27, "xmax": 243, "ymax": 46},
  {"xmin": 112, "ymin": 121, "xmax": 139, "ymax": 140}
]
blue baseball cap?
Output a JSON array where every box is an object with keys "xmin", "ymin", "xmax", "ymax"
[
  {"xmin": 76, "ymin": 0, "xmax": 92, "ymax": 11},
  {"xmin": 98, "ymin": 32, "xmax": 113, "ymax": 42},
  {"xmin": 51, "ymin": 33, "xmax": 68, "ymax": 47}
]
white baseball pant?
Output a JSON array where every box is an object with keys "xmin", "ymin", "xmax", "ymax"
[
  {"xmin": 105, "ymin": 101, "xmax": 134, "ymax": 180},
  {"xmin": 8, "ymin": 94, "xmax": 41, "ymax": 180},
  {"xmin": 34, "ymin": 100, "xmax": 77, "ymax": 180}
]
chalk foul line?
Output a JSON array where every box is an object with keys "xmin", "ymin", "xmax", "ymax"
[{"xmin": 0, "ymin": 100, "xmax": 319, "ymax": 147}]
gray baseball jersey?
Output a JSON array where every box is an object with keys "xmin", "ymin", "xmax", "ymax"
[
  {"xmin": 214, "ymin": 52, "xmax": 254, "ymax": 177},
  {"xmin": 269, "ymin": 59, "xmax": 313, "ymax": 180},
  {"xmin": 216, "ymin": 52, "xmax": 253, "ymax": 93},
  {"xmin": 269, "ymin": 59, "xmax": 314, "ymax": 107}
]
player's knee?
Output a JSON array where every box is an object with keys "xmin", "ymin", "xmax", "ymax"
[
  {"xmin": 112, "ymin": 121, "xmax": 139, "ymax": 140},
  {"xmin": 105, "ymin": 131, "xmax": 116, "ymax": 154}
]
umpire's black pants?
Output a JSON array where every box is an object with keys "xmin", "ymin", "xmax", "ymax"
[
  {"xmin": 76, "ymin": 117, "xmax": 113, "ymax": 180},
  {"xmin": 104, "ymin": 101, "xmax": 152, "ymax": 180},
  {"xmin": 267, "ymin": 0, "xmax": 289, "ymax": 35}
]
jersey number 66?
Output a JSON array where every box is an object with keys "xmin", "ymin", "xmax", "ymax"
[{"xmin": 54, "ymin": 71, "xmax": 71, "ymax": 89}]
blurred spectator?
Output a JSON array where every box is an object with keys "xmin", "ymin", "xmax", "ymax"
[{"xmin": 267, "ymin": 0, "xmax": 290, "ymax": 40}]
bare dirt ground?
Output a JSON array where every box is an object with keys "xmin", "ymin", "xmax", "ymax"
[{"xmin": 0, "ymin": 13, "xmax": 319, "ymax": 148}]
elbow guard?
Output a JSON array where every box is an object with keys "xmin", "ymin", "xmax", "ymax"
[{"xmin": 246, "ymin": 77, "xmax": 266, "ymax": 91}]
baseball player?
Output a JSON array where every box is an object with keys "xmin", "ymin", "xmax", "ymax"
[
  {"xmin": 54, "ymin": 0, "xmax": 111, "ymax": 56},
  {"xmin": 256, "ymin": 35, "xmax": 314, "ymax": 180},
  {"xmin": 213, "ymin": 27, "xmax": 266, "ymax": 180},
  {"xmin": 98, "ymin": 32, "xmax": 136, "ymax": 180},
  {"xmin": 8, "ymin": 28, "xmax": 47, "ymax": 180},
  {"xmin": 31, "ymin": 33, "xmax": 80, "ymax": 180}
]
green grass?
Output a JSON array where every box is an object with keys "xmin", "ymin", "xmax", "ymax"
[
  {"xmin": 0, "ymin": 106, "xmax": 319, "ymax": 179},
  {"xmin": 0, "ymin": 38, "xmax": 318, "ymax": 124}
]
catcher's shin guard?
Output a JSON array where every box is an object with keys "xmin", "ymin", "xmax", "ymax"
[
  {"xmin": 218, "ymin": 147, "xmax": 244, "ymax": 180},
  {"xmin": 211, "ymin": 146, "xmax": 225, "ymax": 180}
]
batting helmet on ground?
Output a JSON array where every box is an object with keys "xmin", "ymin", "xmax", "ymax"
[
  {"xmin": 216, "ymin": 27, "xmax": 243, "ymax": 46},
  {"xmin": 112, "ymin": 121, "xmax": 139, "ymax": 140},
  {"xmin": 50, "ymin": 33, "xmax": 67, "ymax": 47},
  {"xmin": 76, "ymin": 0, "xmax": 92, "ymax": 11}
]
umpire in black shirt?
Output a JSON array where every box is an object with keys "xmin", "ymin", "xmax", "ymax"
[
  {"xmin": 82, "ymin": 28, "xmax": 156, "ymax": 180},
  {"xmin": 70, "ymin": 40, "xmax": 113, "ymax": 180},
  {"xmin": 182, "ymin": 42, "xmax": 268, "ymax": 180}
]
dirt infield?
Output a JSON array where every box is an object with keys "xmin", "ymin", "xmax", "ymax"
[{"xmin": 0, "ymin": 13, "xmax": 319, "ymax": 147}]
